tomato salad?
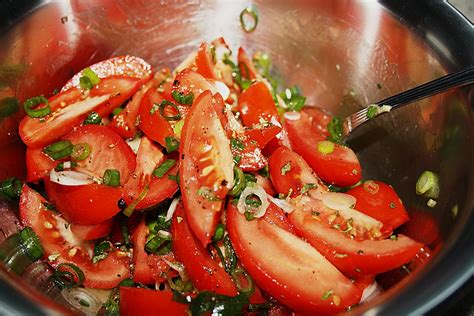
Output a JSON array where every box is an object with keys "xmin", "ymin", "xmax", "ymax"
[{"xmin": 8, "ymin": 38, "xmax": 428, "ymax": 315}]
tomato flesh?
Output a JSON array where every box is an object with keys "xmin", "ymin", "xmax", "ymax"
[
  {"xmin": 120, "ymin": 287, "xmax": 188, "ymax": 316},
  {"xmin": 70, "ymin": 220, "xmax": 113, "ymax": 241},
  {"xmin": 285, "ymin": 111, "xmax": 362, "ymax": 187},
  {"xmin": 227, "ymin": 204, "xmax": 361, "ymax": 313},
  {"xmin": 179, "ymin": 91, "xmax": 233, "ymax": 246},
  {"xmin": 238, "ymin": 81, "xmax": 279, "ymax": 127},
  {"xmin": 26, "ymin": 147, "xmax": 57, "ymax": 182},
  {"xmin": 19, "ymin": 185, "xmax": 130, "ymax": 288},
  {"xmin": 171, "ymin": 204, "xmax": 237, "ymax": 296}
]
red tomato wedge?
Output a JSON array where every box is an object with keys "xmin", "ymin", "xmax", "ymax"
[
  {"xmin": 237, "ymin": 47, "xmax": 259, "ymax": 80},
  {"xmin": 131, "ymin": 219, "xmax": 155, "ymax": 284},
  {"xmin": 346, "ymin": 180, "xmax": 409, "ymax": 229},
  {"xmin": 244, "ymin": 125, "xmax": 281, "ymax": 149},
  {"xmin": 301, "ymin": 106, "xmax": 333, "ymax": 137},
  {"xmin": 64, "ymin": 124, "xmax": 136, "ymax": 184},
  {"xmin": 25, "ymin": 147, "xmax": 58, "ymax": 182},
  {"xmin": 179, "ymin": 91, "xmax": 233, "ymax": 246},
  {"xmin": 120, "ymin": 287, "xmax": 188, "ymax": 316},
  {"xmin": 173, "ymin": 68, "xmax": 228, "ymax": 102},
  {"xmin": 123, "ymin": 136, "xmax": 179, "ymax": 210},
  {"xmin": 70, "ymin": 219, "xmax": 113, "ymax": 241},
  {"xmin": 226, "ymin": 204, "xmax": 362, "ymax": 314},
  {"xmin": 138, "ymin": 89, "xmax": 175, "ymax": 147},
  {"xmin": 287, "ymin": 201, "xmax": 422, "ymax": 278},
  {"xmin": 44, "ymin": 178, "xmax": 122, "ymax": 225},
  {"xmin": 61, "ymin": 55, "xmax": 152, "ymax": 91},
  {"xmin": 19, "ymin": 185, "xmax": 130, "ymax": 288},
  {"xmin": 196, "ymin": 42, "xmax": 217, "ymax": 79},
  {"xmin": 285, "ymin": 110, "xmax": 362, "ymax": 187},
  {"xmin": 20, "ymin": 76, "xmax": 145, "ymax": 148},
  {"xmin": 269, "ymin": 146, "xmax": 327, "ymax": 198},
  {"xmin": 238, "ymin": 81, "xmax": 279, "ymax": 127},
  {"xmin": 171, "ymin": 204, "xmax": 238, "ymax": 296},
  {"xmin": 262, "ymin": 202, "xmax": 296, "ymax": 234}
]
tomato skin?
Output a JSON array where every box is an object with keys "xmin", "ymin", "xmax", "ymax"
[
  {"xmin": 179, "ymin": 91, "xmax": 233, "ymax": 246},
  {"xmin": 398, "ymin": 209, "xmax": 441, "ymax": 248},
  {"xmin": 301, "ymin": 107, "xmax": 333, "ymax": 138},
  {"xmin": 287, "ymin": 201, "xmax": 422, "ymax": 278},
  {"xmin": 120, "ymin": 287, "xmax": 188, "ymax": 316},
  {"xmin": 0, "ymin": 141, "xmax": 26, "ymax": 180},
  {"xmin": 346, "ymin": 180, "xmax": 409, "ymax": 229},
  {"xmin": 196, "ymin": 42, "xmax": 217, "ymax": 79},
  {"xmin": 44, "ymin": 178, "xmax": 122, "ymax": 225},
  {"xmin": 171, "ymin": 204, "xmax": 238, "ymax": 296},
  {"xmin": 20, "ymin": 76, "xmax": 144, "ymax": 149},
  {"xmin": 262, "ymin": 203, "xmax": 296, "ymax": 234},
  {"xmin": 64, "ymin": 124, "xmax": 136, "ymax": 184},
  {"xmin": 131, "ymin": 219, "xmax": 156, "ymax": 284},
  {"xmin": 70, "ymin": 220, "xmax": 113, "ymax": 241},
  {"xmin": 285, "ymin": 111, "xmax": 362, "ymax": 187},
  {"xmin": 138, "ymin": 89, "xmax": 174, "ymax": 147},
  {"xmin": 238, "ymin": 82, "xmax": 279, "ymax": 127},
  {"xmin": 25, "ymin": 147, "xmax": 58, "ymax": 182},
  {"xmin": 19, "ymin": 185, "xmax": 130, "ymax": 288},
  {"xmin": 227, "ymin": 204, "xmax": 361, "ymax": 313},
  {"xmin": 244, "ymin": 125, "xmax": 281, "ymax": 149},
  {"xmin": 237, "ymin": 47, "xmax": 259, "ymax": 80},
  {"xmin": 269, "ymin": 146, "xmax": 326, "ymax": 198}
]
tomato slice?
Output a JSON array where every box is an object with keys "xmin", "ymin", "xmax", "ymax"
[
  {"xmin": 262, "ymin": 202, "xmax": 296, "ymax": 234},
  {"xmin": 120, "ymin": 287, "xmax": 188, "ymax": 316},
  {"xmin": 346, "ymin": 180, "xmax": 409, "ymax": 229},
  {"xmin": 398, "ymin": 209, "xmax": 441, "ymax": 248},
  {"xmin": 285, "ymin": 111, "xmax": 362, "ymax": 187},
  {"xmin": 19, "ymin": 185, "xmax": 130, "ymax": 288},
  {"xmin": 61, "ymin": 55, "xmax": 152, "ymax": 91},
  {"xmin": 171, "ymin": 204, "xmax": 238, "ymax": 296},
  {"xmin": 44, "ymin": 178, "xmax": 122, "ymax": 225},
  {"xmin": 70, "ymin": 220, "xmax": 113, "ymax": 241},
  {"xmin": 301, "ymin": 106, "xmax": 333, "ymax": 138},
  {"xmin": 20, "ymin": 76, "xmax": 145, "ymax": 148},
  {"xmin": 25, "ymin": 147, "xmax": 58, "ymax": 182},
  {"xmin": 287, "ymin": 201, "xmax": 422, "ymax": 278},
  {"xmin": 180, "ymin": 91, "xmax": 233, "ymax": 246},
  {"xmin": 196, "ymin": 42, "xmax": 218, "ymax": 79},
  {"xmin": 64, "ymin": 124, "xmax": 136, "ymax": 184},
  {"xmin": 238, "ymin": 82, "xmax": 279, "ymax": 127},
  {"xmin": 269, "ymin": 146, "xmax": 327, "ymax": 198},
  {"xmin": 138, "ymin": 89, "xmax": 174, "ymax": 147},
  {"xmin": 173, "ymin": 68, "xmax": 227, "ymax": 102},
  {"xmin": 237, "ymin": 47, "xmax": 259, "ymax": 80},
  {"xmin": 244, "ymin": 125, "xmax": 281, "ymax": 149},
  {"xmin": 226, "ymin": 204, "xmax": 361, "ymax": 313},
  {"xmin": 123, "ymin": 136, "xmax": 179, "ymax": 210}
]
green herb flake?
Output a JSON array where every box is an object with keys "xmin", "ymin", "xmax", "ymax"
[
  {"xmin": 165, "ymin": 136, "xmax": 180, "ymax": 153},
  {"xmin": 197, "ymin": 187, "xmax": 221, "ymax": 201},
  {"xmin": 83, "ymin": 111, "xmax": 101, "ymax": 125},
  {"xmin": 230, "ymin": 137, "xmax": 245, "ymax": 151},
  {"xmin": 280, "ymin": 162, "xmax": 291, "ymax": 175},
  {"xmin": 92, "ymin": 241, "xmax": 110, "ymax": 263},
  {"xmin": 172, "ymin": 90, "xmax": 194, "ymax": 105},
  {"xmin": 301, "ymin": 183, "xmax": 316, "ymax": 194},
  {"xmin": 366, "ymin": 105, "xmax": 379, "ymax": 119},
  {"xmin": 389, "ymin": 201, "xmax": 396, "ymax": 209},
  {"xmin": 79, "ymin": 67, "xmax": 100, "ymax": 90},
  {"xmin": 258, "ymin": 165, "xmax": 269, "ymax": 178},
  {"xmin": 327, "ymin": 117, "xmax": 344, "ymax": 144},
  {"xmin": 390, "ymin": 235, "xmax": 398, "ymax": 241},
  {"xmin": 279, "ymin": 86, "xmax": 306, "ymax": 112},
  {"xmin": 321, "ymin": 289, "xmax": 334, "ymax": 300},
  {"xmin": 153, "ymin": 159, "xmax": 177, "ymax": 178}
]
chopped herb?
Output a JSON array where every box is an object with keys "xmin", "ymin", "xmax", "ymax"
[
  {"xmin": 279, "ymin": 86, "xmax": 306, "ymax": 112},
  {"xmin": 244, "ymin": 173, "xmax": 257, "ymax": 184},
  {"xmin": 301, "ymin": 183, "xmax": 316, "ymax": 194},
  {"xmin": 168, "ymin": 173, "xmax": 180, "ymax": 185},
  {"xmin": 258, "ymin": 165, "xmax": 269, "ymax": 178},
  {"xmin": 119, "ymin": 278, "xmax": 135, "ymax": 287},
  {"xmin": 222, "ymin": 57, "xmax": 252, "ymax": 91},
  {"xmin": 366, "ymin": 105, "xmax": 379, "ymax": 119},
  {"xmin": 280, "ymin": 162, "xmax": 291, "ymax": 175},
  {"xmin": 233, "ymin": 155, "xmax": 242, "ymax": 164},
  {"xmin": 244, "ymin": 211, "xmax": 255, "ymax": 221},
  {"xmin": 43, "ymin": 140, "xmax": 73, "ymax": 160},
  {"xmin": 165, "ymin": 136, "xmax": 180, "ymax": 153},
  {"xmin": 83, "ymin": 111, "xmax": 101, "ymax": 125},
  {"xmin": 103, "ymin": 169, "xmax": 120, "ymax": 187},
  {"xmin": 230, "ymin": 137, "xmax": 245, "ymax": 151},
  {"xmin": 52, "ymin": 263, "xmax": 85, "ymax": 289},
  {"xmin": 253, "ymin": 52, "xmax": 271, "ymax": 78},
  {"xmin": 321, "ymin": 289, "xmax": 334, "ymax": 300},
  {"xmin": 79, "ymin": 67, "xmax": 100, "ymax": 90},
  {"xmin": 228, "ymin": 167, "xmax": 246, "ymax": 197},
  {"xmin": 245, "ymin": 193, "xmax": 262, "ymax": 208},
  {"xmin": 212, "ymin": 223, "xmax": 225, "ymax": 242},
  {"xmin": 389, "ymin": 201, "xmax": 396, "ymax": 209},
  {"xmin": 145, "ymin": 232, "xmax": 172, "ymax": 255},
  {"xmin": 172, "ymin": 90, "xmax": 194, "ymax": 105},
  {"xmin": 197, "ymin": 187, "xmax": 220, "ymax": 201},
  {"xmin": 79, "ymin": 299, "xmax": 90, "ymax": 307},
  {"xmin": 71, "ymin": 143, "xmax": 91, "ymax": 161},
  {"xmin": 92, "ymin": 241, "xmax": 110, "ymax": 263},
  {"xmin": 153, "ymin": 159, "xmax": 177, "ymax": 178},
  {"xmin": 172, "ymin": 120, "xmax": 185, "ymax": 137},
  {"xmin": 327, "ymin": 117, "xmax": 344, "ymax": 144},
  {"xmin": 112, "ymin": 107, "xmax": 123, "ymax": 116}
]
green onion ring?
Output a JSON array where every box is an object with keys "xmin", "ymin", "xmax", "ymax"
[
  {"xmin": 52, "ymin": 263, "xmax": 85, "ymax": 289},
  {"xmin": 43, "ymin": 140, "xmax": 73, "ymax": 160},
  {"xmin": 228, "ymin": 167, "xmax": 246, "ymax": 197},
  {"xmin": 23, "ymin": 96, "xmax": 51, "ymax": 118},
  {"xmin": 19, "ymin": 227, "xmax": 44, "ymax": 261},
  {"xmin": 231, "ymin": 268, "xmax": 254, "ymax": 295},
  {"xmin": 240, "ymin": 7, "xmax": 259, "ymax": 33},
  {"xmin": 157, "ymin": 101, "xmax": 181, "ymax": 121},
  {"xmin": 71, "ymin": 143, "xmax": 91, "ymax": 162},
  {"xmin": 103, "ymin": 169, "xmax": 120, "ymax": 187}
]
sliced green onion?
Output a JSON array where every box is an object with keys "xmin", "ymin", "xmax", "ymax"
[
  {"xmin": 79, "ymin": 67, "xmax": 100, "ymax": 90},
  {"xmin": 172, "ymin": 120, "xmax": 185, "ymax": 138},
  {"xmin": 19, "ymin": 227, "xmax": 44, "ymax": 261},
  {"xmin": 103, "ymin": 169, "xmax": 120, "ymax": 187},
  {"xmin": 43, "ymin": 140, "xmax": 73, "ymax": 160},
  {"xmin": 230, "ymin": 138, "xmax": 245, "ymax": 151},
  {"xmin": 154, "ymin": 101, "xmax": 181, "ymax": 121},
  {"xmin": 252, "ymin": 52, "xmax": 271, "ymax": 78},
  {"xmin": 152, "ymin": 159, "xmax": 176, "ymax": 178},
  {"xmin": 244, "ymin": 211, "xmax": 255, "ymax": 221},
  {"xmin": 24, "ymin": 96, "xmax": 51, "ymax": 118},
  {"xmin": 83, "ymin": 112, "xmax": 101, "ymax": 125},
  {"xmin": 92, "ymin": 241, "xmax": 110, "ymax": 263},
  {"xmin": 168, "ymin": 173, "xmax": 180, "ymax": 185},
  {"xmin": 123, "ymin": 185, "xmax": 149, "ymax": 217},
  {"xmin": 0, "ymin": 97, "xmax": 19, "ymax": 118},
  {"xmin": 223, "ymin": 235, "xmax": 238, "ymax": 273},
  {"xmin": 0, "ymin": 177, "xmax": 22, "ymax": 201},
  {"xmin": 231, "ymin": 268, "xmax": 254, "ymax": 295},
  {"xmin": 228, "ymin": 167, "xmax": 246, "ymax": 197},
  {"xmin": 415, "ymin": 170, "xmax": 440, "ymax": 198},
  {"xmin": 279, "ymin": 86, "xmax": 306, "ymax": 112},
  {"xmin": 168, "ymin": 276, "xmax": 194, "ymax": 293},
  {"xmin": 245, "ymin": 193, "xmax": 262, "ymax": 208},
  {"xmin": 165, "ymin": 136, "xmax": 180, "ymax": 153},
  {"xmin": 233, "ymin": 155, "xmax": 242, "ymax": 164},
  {"xmin": 366, "ymin": 105, "xmax": 379, "ymax": 119},
  {"xmin": 145, "ymin": 232, "xmax": 172, "ymax": 255},
  {"xmin": 172, "ymin": 90, "xmax": 194, "ymax": 105},
  {"xmin": 71, "ymin": 143, "xmax": 91, "ymax": 161},
  {"xmin": 317, "ymin": 140, "xmax": 335, "ymax": 155},
  {"xmin": 52, "ymin": 263, "xmax": 85, "ymax": 289},
  {"xmin": 112, "ymin": 107, "xmax": 123, "ymax": 116},
  {"xmin": 244, "ymin": 173, "xmax": 257, "ymax": 184},
  {"xmin": 240, "ymin": 7, "xmax": 259, "ymax": 33},
  {"xmin": 258, "ymin": 166, "xmax": 269, "ymax": 178},
  {"xmin": 197, "ymin": 187, "xmax": 221, "ymax": 201},
  {"xmin": 212, "ymin": 223, "xmax": 225, "ymax": 242},
  {"xmin": 321, "ymin": 289, "xmax": 334, "ymax": 300},
  {"xmin": 280, "ymin": 162, "xmax": 291, "ymax": 175},
  {"xmin": 301, "ymin": 183, "xmax": 316, "ymax": 194},
  {"xmin": 327, "ymin": 117, "xmax": 344, "ymax": 144}
]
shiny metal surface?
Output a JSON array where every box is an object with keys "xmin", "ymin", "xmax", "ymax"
[{"xmin": 0, "ymin": 1, "xmax": 472, "ymax": 315}]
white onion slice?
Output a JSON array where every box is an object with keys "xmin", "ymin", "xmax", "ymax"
[
  {"xmin": 162, "ymin": 257, "xmax": 188, "ymax": 281},
  {"xmin": 126, "ymin": 136, "xmax": 142, "ymax": 154},
  {"xmin": 50, "ymin": 169, "xmax": 95, "ymax": 186},
  {"xmin": 209, "ymin": 79, "xmax": 230, "ymax": 100},
  {"xmin": 360, "ymin": 281, "xmax": 382, "ymax": 303},
  {"xmin": 267, "ymin": 195, "xmax": 295, "ymax": 213},
  {"xmin": 165, "ymin": 197, "xmax": 180, "ymax": 222},
  {"xmin": 284, "ymin": 111, "xmax": 301, "ymax": 121},
  {"xmin": 321, "ymin": 192, "xmax": 357, "ymax": 211},
  {"xmin": 237, "ymin": 185, "xmax": 270, "ymax": 218},
  {"xmin": 61, "ymin": 288, "xmax": 102, "ymax": 316}
]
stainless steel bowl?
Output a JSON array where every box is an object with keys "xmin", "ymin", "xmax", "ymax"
[{"xmin": 0, "ymin": 1, "xmax": 472, "ymax": 315}]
